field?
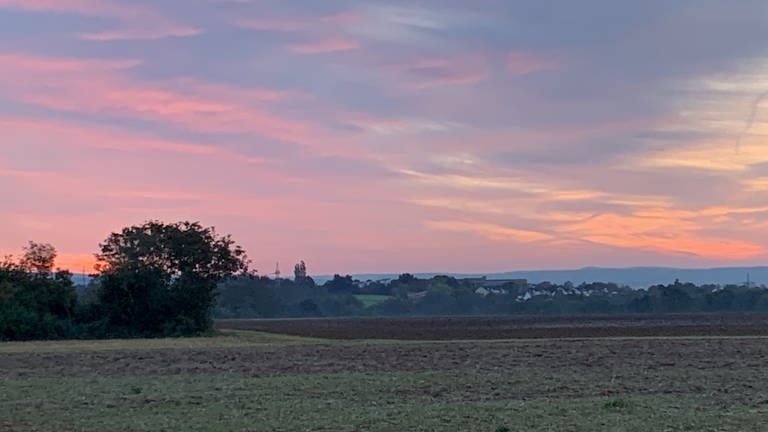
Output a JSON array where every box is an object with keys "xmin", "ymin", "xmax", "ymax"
[
  {"xmin": 217, "ymin": 313, "xmax": 768, "ymax": 339},
  {"xmin": 3, "ymin": 315, "xmax": 768, "ymax": 431},
  {"xmin": 353, "ymin": 294, "xmax": 391, "ymax": 308}
]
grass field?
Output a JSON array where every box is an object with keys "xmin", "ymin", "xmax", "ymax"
[
  {"xmin": 3, "ymin": 320, "xmax": 768, "ymax": 431},
  {"xmin": 353, "ymin": 294, "xmax": 391, "ymax": 308}
]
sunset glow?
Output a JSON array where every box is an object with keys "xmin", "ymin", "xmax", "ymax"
[{"xmin": 2, "ymin": 1, "xmax": 768, "ymax": 274}]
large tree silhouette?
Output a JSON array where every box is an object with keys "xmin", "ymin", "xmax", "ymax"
[{"xmin": 95, "ymin": 221, "xmax": 248, "ymax": 336}]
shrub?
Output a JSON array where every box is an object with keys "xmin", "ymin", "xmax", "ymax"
[{"xmin": 602, "ymin": 398, "xmax": 628, "ymax": 410}]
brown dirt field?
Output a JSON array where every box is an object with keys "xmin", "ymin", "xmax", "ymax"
[
  {"xmin": 2, "ymin": 337, "xmax": 768, "ymax": 407},
  {"xmin": 215, "ymin": 313, "xmax": 768, "ymax": 340}
]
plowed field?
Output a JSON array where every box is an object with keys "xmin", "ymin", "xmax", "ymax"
[
  {"xmin": 216, "ymin": 313, "xmax": 768, "ymax": 339},
  {"xmin": 4, "ymin": 316, "xmax": 768, "ymax": 431}
]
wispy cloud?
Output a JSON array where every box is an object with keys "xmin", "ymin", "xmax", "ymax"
[
  {"xmin": 236, "ymin": 13, "xmax": 358, "ymax": 32},
  {"xmin": 0, "ymin": 53, "xmax": 350, "ymax": 152},
  {"xmin": 0, "ymin": 0, "xmax": 200, "ymax": 40},
  {"xmin": 557, "ymin": 213, "xmax": 763, "ymax": 260},
  {"xmin": 507, "ymin": 51, "xmax": 560, "ymax": 75},
  {"xmin": 0, "ymin": 116, "xmax": 264, "ymax": 162},
  {"xmin": 389, "ymin": 56, "xmax": 488, "ymax": 89},
  {"xmin": 288, "ymin": 37, "xmax": 360, "ymax": 54},
  {"xmin": 343, "ymin": 113, "xmax": 463, "ymax": 136},
  {"xmin": 426, "ymin": 220, "xmax": 553, "ymax": 243},
  {"xmin": 4, "ymin": 0, "xmax": 768, "ymax": 272}
]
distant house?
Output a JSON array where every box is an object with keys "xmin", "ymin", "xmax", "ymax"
[
  {"xmin": 475, "ymin": 287, "xmax": 508, "ymax": 297},
  {"xmin": 462, "ymin": 277, "xmax": 487, "ymax": 289},
  {"xmin": 482, "ymin": 278, "xmax": 528, "ymax": 290},
  {"xmin": 407, "ymin": 291, "xmax": 428, "ymax": 300},
  {"xmin": 463, "ymin": 277, "xmax": 528, "ymax": 296}
]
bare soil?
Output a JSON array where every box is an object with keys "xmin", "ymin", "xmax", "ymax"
[
  {"xmin": 5, "ymin": 316, "xmax": 768, "ymax": 432},
  {"xmin": 2, "ymin": 336, "xmax": 768, "ymax": 407},
  {"xmin": 4, "ymin": 315, "xmax": 768, "ymax": 409},
  {"xmin": 216, "ymin": 313, "xmax": 768, "ymax": 340}
]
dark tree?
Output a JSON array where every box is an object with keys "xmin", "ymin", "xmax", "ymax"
[
  {"xmin": 95, "ymin": 221, "xmax": 249, "ymax": 337},
  {"xmin": 0, "ymin": 244, "xmax": 76, "ymax": 341},
  {"xmin": 324, "ymin": 274, "xmax": 357, "ymax": 293},
  {"xmin": 704, "ymin": 289, "xmax": 735, "ymax": 311},
  {"xmin": 298, "ymin": 299, "xmax": 321, "ymax": 317},
  {"xmin": 294, "ymin": 261, "xmax": 307, "ymax": 282},
  {"xmin": 658, "ymin": 285, "xmax": 693, "ymax": 312},
  {"xmin": 216, "ymin": 276, "xmax": 283, "ymax": 318},
  {"xmin": 20, "ymin": 242, "xmax": 57, "ymax": 275}
]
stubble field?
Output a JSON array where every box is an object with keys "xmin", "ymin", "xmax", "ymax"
[{"xmin": 2, "ymin": 315, "xmax": 768, "ymax": 431}]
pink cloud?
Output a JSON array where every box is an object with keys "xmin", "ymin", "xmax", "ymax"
[
  {"xmin": 0, "ymin": 0, "xmax": 199, "ymax": 40},
  {"xmin": 342, "ymin": 112, "xmax": 462, "ymax": 137},
  {"xmin": 507, "ymin": 51, "xmax": 560, "ymax": 75},
  {"xmin": 80, "ymin": 28, "xmax": 199, "ymax": 41},
  {"xmin": 410, "ymin": 71, "xmax": 487, "ymax": 89},
  {"xmin": 319, "ymin": 13, "xmax": 360, "ymax": 25},
  {"xmin": 391, "ymin": 56, "xmax": 489, "ymax": 89},
  {"xmin": 473, "ymin": 114, "xmax": 679, "ymax": 151},
  {"xmin": 236, "ymin": 12, "xmax": 363, "ymax": 56},
  {"xmin": 288, "ymin": 37, "xmax": 360, "ymax": 54},
  {"xmin": 236, "ymin": 12, "xmax": 360, "ymax": 32},
  {"xmin": 236, "ymin": 18, "xmax": 305, "ymax": 32},
  {"xmin": 0, "ymin": 53, "xmax": 140, "ymax": 72},
  {"xmin": 0, "ymin": 148, "xmax": 417, "ymax": 274},
  {"xmin": 0, "ymin": 116, "xmax": 264, "ymax": 163},
  {"xmin": 0, "ymin": 53, "xmax": 365, "ymax": 156},
  {"xmin": 169, "ymin": 77, "xmax": 287, "ymax": 103}
]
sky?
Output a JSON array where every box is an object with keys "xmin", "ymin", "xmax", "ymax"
[{"xmin": 2, "ymin": 0, "xmax": 768, "ymax": 275}]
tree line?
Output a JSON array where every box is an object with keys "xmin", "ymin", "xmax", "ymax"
[
  {"xmin": 1, "ymin": 221, "xmax": 247, "ymax": 340},
  {"xmin": 216, "ymin": 273, "xmax": 768, "ymax": 319},
  {"xmin": 4, "ymin": 219, "xmax": 768, "ymax": 341}
]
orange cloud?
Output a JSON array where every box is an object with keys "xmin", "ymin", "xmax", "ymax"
[
  {"xmin": 55, "ymin": 253, "xmax": 99, "ymax": 274},
  {"xmin": 398, "ymin": 167, "xmax": 607, "ymax": 201},
  {"xmin": 582, "ymin": 234, "xmax": 762, "ymax": 260},
  {"xmin": 425, "ymin": 220, "xmax": 552, "ymax": 243},
  {"xmin": 558, "ymin": 213, "xmax": 763, "ymax": 260}
]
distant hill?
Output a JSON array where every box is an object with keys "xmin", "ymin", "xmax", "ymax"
[
  {"xmin": 75, "ymin": 266, "xmax": 768, "ymax": 289},
  {"xmin": 342, "ymin": 266, "xmax": 768, "ymax": 289},
  {"xmin": 71, "ymin": 273, "xmax": 93, "ymax": 286}
]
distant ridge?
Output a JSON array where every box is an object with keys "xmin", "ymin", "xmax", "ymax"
[
  {"xmin": 341, "ymin": 266, "xmax": 768, "ymax": 289},
  {"xmin": 73, "ymin": 266, "xmax": 768, "ymax": 289}
]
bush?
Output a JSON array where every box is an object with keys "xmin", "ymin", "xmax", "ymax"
[
  {"xmin": 602, "ymin": 398, "xmax": 628, "ymax": 410},
  {"xmin": 0, "ymin": 253, "xmax": 77, "ymax": 341}
]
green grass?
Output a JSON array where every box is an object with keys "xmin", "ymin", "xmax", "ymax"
[
  {"xmin": 2, "ymin": 372, "xmax": 767, "ymax": 432},
  {"xmin": 354, "ymin": 294, "xmax": 391, "ymax": 308}
]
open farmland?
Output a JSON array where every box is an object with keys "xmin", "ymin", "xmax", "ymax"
[
  {"xmin": 217, "ymin": 313, "xmax": 768, "ymax": 339},
  {"xmin": 2, "ymin": 317, "xmax": 768, "ymax": 431}
]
